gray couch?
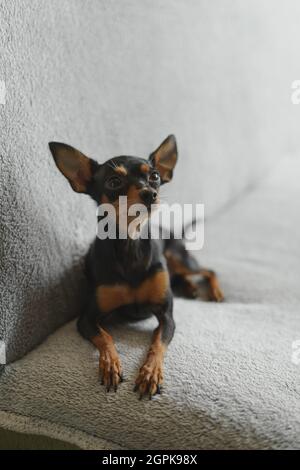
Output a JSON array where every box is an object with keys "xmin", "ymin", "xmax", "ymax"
[{"xmin": 1, "ymin": 0, "xmax": 300, "ymax": 449}]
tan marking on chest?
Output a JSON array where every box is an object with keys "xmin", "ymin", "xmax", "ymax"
[{"xmin": 96, "ymin": 270, "xmax": 169, "ymax": 313}]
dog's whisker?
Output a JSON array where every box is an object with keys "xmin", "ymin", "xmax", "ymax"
[{"xmin": 107, "ymin": 162, "xmax": 116, "ymax": 171}]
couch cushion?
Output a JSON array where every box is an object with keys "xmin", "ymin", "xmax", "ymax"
[{"xmin": 0, "ymin": 157, "xmax": 299, "ymax": 449}]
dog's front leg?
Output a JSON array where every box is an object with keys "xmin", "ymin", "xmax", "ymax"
[
  {"xmin": 77, "ymin": 306, "xmax": 123, "ymax": 392},
  {"xmin": 134, "ymin": 297, "xmax": 175, "ymax": 399},
  {"xmin": 91, "ymin": 328, "xmax": 123, "ymax": 392}
]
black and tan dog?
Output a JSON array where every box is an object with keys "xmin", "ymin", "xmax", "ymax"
[{"xmin": 49, "ymin": 136, "xmax": 223, "ymax": 399}]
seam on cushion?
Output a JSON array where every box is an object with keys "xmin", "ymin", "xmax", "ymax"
[
  {"xmin": 0, "ymin": 409, "xmax": 127, "ymax": 450},
  {"xmin": 207, "ymin": 153, "xmax": 289, "ymax": 222}
]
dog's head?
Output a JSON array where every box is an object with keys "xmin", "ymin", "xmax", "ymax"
[{"xmin": 48, "ymin": 136, "xmax": 177, "ymax": 217}]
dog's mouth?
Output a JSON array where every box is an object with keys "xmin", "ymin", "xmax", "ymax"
[
  {"xmin": 99, "ymin": 194, "xmax": 160, "ymax": 235},
  {"xmin": 125, "ymin": 193, "xmax": 160, "ymax": 214}
]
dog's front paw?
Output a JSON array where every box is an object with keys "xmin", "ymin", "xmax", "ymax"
[
  {"xmin": 134, "ymin": 352, "xmax": 163, "ymax": 400},
  {"xmin": 99, "ymin": 348, "xmax": 123, "ymax": 392}
]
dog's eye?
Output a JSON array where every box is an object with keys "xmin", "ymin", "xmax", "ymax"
[
  {"xmin": 105, "ymin": 176, "xmax": 123, "ymax": 190},
  {"xmin": 149, "ymin": 171, "xmax": 160, "ymax": 183}
]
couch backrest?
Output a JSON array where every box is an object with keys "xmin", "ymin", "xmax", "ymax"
[{"xmin": 1, "ymin": 0, "xmax": 299, "ymax": 362}]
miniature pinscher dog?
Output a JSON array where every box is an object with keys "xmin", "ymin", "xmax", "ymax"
[{"xmin": 49, "ymin": 135, "xmax": 223, "ymax": 399}]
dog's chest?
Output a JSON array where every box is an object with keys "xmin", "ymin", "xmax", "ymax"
[{"xmin": 96, "ymin": 270, "xmax": 169, "ymax": 313}]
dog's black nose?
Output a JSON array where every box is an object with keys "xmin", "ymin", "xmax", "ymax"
[{"xmin": 139, "ymin": 189, "xmax": 158, "ymax": 206}]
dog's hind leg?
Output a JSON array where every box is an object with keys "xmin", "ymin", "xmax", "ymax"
[{"xmin": 164, "ymin": 242, "xmax": 224, "ymax": 302}]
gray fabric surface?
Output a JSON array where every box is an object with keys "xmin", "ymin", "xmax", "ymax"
[
  {"xmin": 0, "ymin": 157, "xmax": 299, "ymax": 449},
  {"xmin": 0, "ymin": 427, "xmax": 79, "ymax": 450},
  {"xmin": 1, "ymin": 0, "xmax": 300, "ymax": 362}
]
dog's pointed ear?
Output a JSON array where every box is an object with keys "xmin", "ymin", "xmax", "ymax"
[
  {"xmin": 149, "ymin": 135, "xmax": 178, "ymax": 183},
  {"xmin": 48, "ymin": 142, "xmax": 99, "ymax": 193}
]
